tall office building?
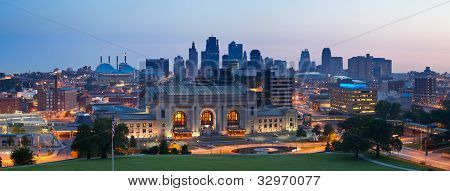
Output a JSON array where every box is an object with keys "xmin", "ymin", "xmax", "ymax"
[
  {"xmin": 348, "ymin": 54, "xmax": 392, "ymax": 82},
  {"xmin": 222, "ymin": 54, "xmax": 230, "ymax": 69},
  {"xmin": 413, "ymin": 67, "xmax": 437, "ymax": 106},
  {"xmin": 321, "ymin": 48, "xmax": 343, "ymax": 75},
  {"xmin": 372, "ymin": 58, "xmax": 392, "ymax": 80},
  {"xmin": 200, "ymin": 36, "xmax": 220, "ymax": 78},
  {"xmin": 248, "ymin": 49, "xmax": 263, "ymax": 69},
  {"xmin": 228, "ymin": 41, "xmax": 243, "ymax": 66},
  {"xmin": 145, "ymin": 58, "xmax": 170, "ymax": 79},
  {"xmin": 241, "ymin": 51, "xmax": 248, "ymax": 68},
  {"xmin": 348, "ymin": 54, "xmax": 374, "ymax": 82},
  {"xmin": 186, "ymin": 42, "xmax": 198, "ymax": 80},
  {"xmin": 173, "ymin": 55, "xmax": 186, "ymax": 82},
  {"xmin": 264, "ymin": 68, "xmax": 294, "ymax": 107},
  {"xmin": 299, "ymin": 49, "xmax": 315, "ymax": 73},
  {"xmin": 264, "ymin": 57, "xmax": 274, "ymax": 69}
]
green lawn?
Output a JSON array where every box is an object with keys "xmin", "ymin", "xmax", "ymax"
[{"xmin": 1, "ymin": 153, "xmax": 435, "ymax": 171}]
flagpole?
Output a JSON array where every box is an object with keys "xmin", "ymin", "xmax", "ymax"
[{"xmin": 112, "ymin": 117, "xmax": 115, "ymax": 171}]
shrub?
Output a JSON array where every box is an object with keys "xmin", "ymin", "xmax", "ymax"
[
  {"xmin": 10, "ymin": 147, "xmax": 35, "ymax": 166},
  {"xmin": 180, "ymin": 145, "xmax": 191, "ymax": 155},
  {"xmin": 170, "ymin": 148, "xmax": 180, "ymax": 155}
]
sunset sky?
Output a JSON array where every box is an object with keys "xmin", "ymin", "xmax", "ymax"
[{"xmin": 1, "ymin": 0, "xmax": 449, "ymax": 73}]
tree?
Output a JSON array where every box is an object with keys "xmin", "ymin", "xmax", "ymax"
[
  {"xmin": 71, "ymin": 124, "xmax": 96, "ymax": 159},
  {"xmin": 392, "ymin": 125, "xmax": 405, "ymax": 137},
  {"xmin": 180, "ymin": 145, "xmax": 191, "ymax": 155},
  {"xmin": 338, "ymin": 116, "xmax": 371, "ymax": 130},
  {"xmin": 341, "ymin": 126, "xmax": 371, "ymax": 159},
  {"xmin": 391, "ymin": 137, "xmax": 403, "ymax": 153},
  {"xmin": 113, "ymin": 123, "xmax": 129, "ymax": 149},
  {"xmin": 159, "ymin": 140, "xmax": 169, "ymax": 154},
  {"xmin": 375, "ymin": 100, "xmax": 391, "ymax": 120},
  {"xmin": 375, "ymin": 101, "xmax": 401, "ymax": 120},
  {"xmin": 170, "ymin": 148, "xmax": 179, "ymax": 155},
  {"xmin": 143, "ymin": 146, "xmax": 159, "ymax": 155},
  {"xmin": 296, "ymin": 128, "xmax": 307, "ymax": 138},
  {"xmin": 93, "ymin": 118, "xmax": 113, "ymax": 159},
  {"xmin": 10, "ymin": 147, "xmax": 35, "ymax": 166},
  {"xmin": 129, "ymin": 135, "xmax": 137, "ymax": 148},
  {"xmin": 367, "ymin": 119, "xmax": 393, "ymax": 158},
  {"xmin": 323, "ymin": 124, "xmax": 334, "ymax": 137},
  {"xmin": 390, "ymin": 103, "xmax": 402, "ymax": 120},
  {"xmin": 312, "ymin": 125, "xmax": 321, "ymax": 136}
]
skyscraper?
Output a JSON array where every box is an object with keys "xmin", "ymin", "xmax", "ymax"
[
  {"xmin": 145, "ymin": 58, "xmax": 169, "ymax": 79},
  {"xmin": 299, "ymin": 49, "xmax": 315, "ymax": 73},
  {"xmin": 186, "ymin": 42, "xmax": 198, "ymax": 80},
  {"xmin": 348, "ymin": 54, "xmax": 374, "ymax": 82},
  {"xmin": 222, "ymin": 54, "xmax": 230, "ymax": 69},
  {"xmin": 413, "ymin": 67, "xmax": 437, "ymax": 106},
  {"xmin": 228, "ymin": 41, "xmax": 243, "ymax": 66},
  {"xmin": 372, "ymin": 58, "xmax": 392, "ymax": 80},
  {"xmin": 321, "ymin": 48, "xmax": 343, "ymax": 75},
  {"xmin": 200, "ymin": 36, "xmax": 220, "ymax": 78},
  {"xmin": 348, "ymin": 54, "xmax": 391, "ymax": 82},
  {"xmin": 173, "ymin": 55, "xmax": 186, "ymax": 82},
  {"xmin": 248, "ymin": 49, "xmax": 263, "ymax": 69}
]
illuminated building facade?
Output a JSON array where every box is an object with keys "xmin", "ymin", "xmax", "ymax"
[
  {"xmin": 141, "ymin": 85, "xmax": 257, "ymax": 138},
  {"xmin": 330, "ymin": 81, "xmax": 377, "ymax": 115}
]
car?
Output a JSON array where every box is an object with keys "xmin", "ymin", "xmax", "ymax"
[{"xmin": 272, "ymin": 134, "xmax": 279, "ymax": 137}]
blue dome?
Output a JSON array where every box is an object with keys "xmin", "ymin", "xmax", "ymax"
[
  {"xmin": 118, "ymin": 63, "xmax": 135, "ymax": 74},
  {"xmin": 95, "ymin": 63, "xmax": 116, "ymax": 74}
]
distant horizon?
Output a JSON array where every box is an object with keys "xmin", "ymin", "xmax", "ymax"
[{"xmin": 1, "ymin": 0, "xmax": 449, "ymax": 73}]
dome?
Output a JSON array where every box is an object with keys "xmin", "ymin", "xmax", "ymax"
[
  {"xmin": 118, "ymin": 63, "xmax": 135, "ymax": 74},
  {"xmin": 95, "ymin": 63, "xmax": 116, "ymax": 74}
]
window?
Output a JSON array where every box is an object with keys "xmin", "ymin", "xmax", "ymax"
[
  {"xmin": 143, "ymin": 129, "xmax": 146, "ymax": 133},
  {"xmin": 201, "ymin": 111, "xmax": 214, "ymax": 126},
  {"xmin": 143, "ymin": 123, "xmax": 147, "ymax": 127},
  {"xmin": 173, "ymin": 111, "xmax": 186, "ymax": 127},
  {"xmin": 149, "ymin": 123, "xmax": 152, "ymax": 127},
  {"xmin": 137, "ymin": 123, "xmax": 140, "ymax": 128},
  {"xmin": 227, "ymin": 110, "xmax": 239, "ymax": 125},
  {"xmin": 251, "ymin": 107, "xmax": 254, "ymax": 116}
]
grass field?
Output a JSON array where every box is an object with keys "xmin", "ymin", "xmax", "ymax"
[{"xmin": 1, "ymin": 153, "xmax": 436, "ymax": 171}]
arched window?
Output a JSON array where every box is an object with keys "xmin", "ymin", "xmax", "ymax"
[
  {"xmin": 227, "ymin": 110, "xmax": 239, "ymax": 125},
  {"xmin": 201, "ymin": 111, "xmax": 214, "ymax": 126},
  {"xmin": 173, "ymin": 111, "xmax": 186, "ymax": 127}
]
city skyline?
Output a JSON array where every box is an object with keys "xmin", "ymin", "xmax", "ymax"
[{"xmin": 1, "ymin": 0, "xmax": 450, "ymax": 74}]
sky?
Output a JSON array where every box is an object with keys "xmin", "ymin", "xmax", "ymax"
[{"xmin": 0, "ymin": 0, "xmax": 449, "ymax": 74}]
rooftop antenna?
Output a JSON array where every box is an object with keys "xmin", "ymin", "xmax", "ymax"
[
  {"xmin": 124, "ymin": 52, "xmax": 127, "ymax": 64},
  {"xmin": 108, "ymin": 56, "xmax": 111, "ymax": 63},
  {"xmin": 100, "ymin": 56, "xmax": 103, "ymax": 63}
]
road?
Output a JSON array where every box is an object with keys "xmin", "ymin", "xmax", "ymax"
[
  {"xmin": 191, "ymin": 142, "xmax": 326, "ymax": 155},
  {"xmin": 394, "ymin": 147, "xmax": 450, "ymax": 170}
]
